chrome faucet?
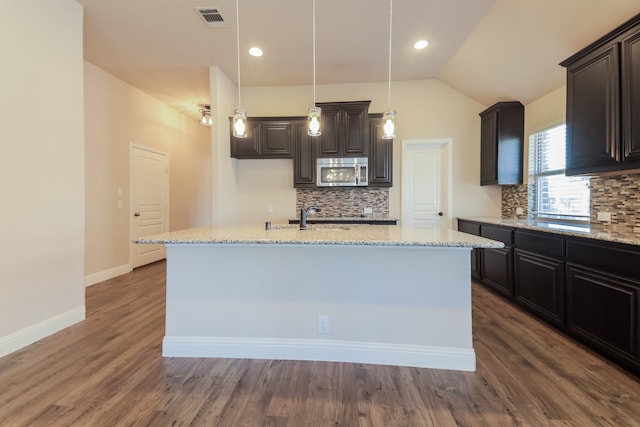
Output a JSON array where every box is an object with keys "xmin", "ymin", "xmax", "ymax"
[{"xmin": 300, "ymin": 205, "xmax": 321, "ymax": 230}]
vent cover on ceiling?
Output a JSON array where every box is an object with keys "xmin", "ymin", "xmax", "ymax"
[{"xmin": 194, "ymin": 7, "xmax": 228, "ymax": 27}]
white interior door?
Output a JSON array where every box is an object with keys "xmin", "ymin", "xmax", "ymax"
[
  {"xmin": 130, "ymin": 145, "xmax": 169, "ymax": 268},
  {"xmin": 402, "ymin": 139, "xmax": 451, "ymax": 228}
]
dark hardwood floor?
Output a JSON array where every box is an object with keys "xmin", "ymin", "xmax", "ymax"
[{"xmin": 0, "ymin": 261, "xmax": 638, "ymax": 426}]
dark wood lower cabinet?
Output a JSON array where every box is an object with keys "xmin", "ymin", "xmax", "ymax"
[
  {"xmin": 481, "ymin": 247, "xmax": 513, "ymax": 297},
  {"xmin": 566, "ymin": 263, "xmax": 639, "ymax": 368},
  {"xmin": 457, "ymin": 218, "xmax": 640, "ymax": 375},
  {"xmin": 457, "ymin": 220, "xmax": 481, "ymax": 280},
  {"xmin": 514, "ymin": 249, "xmax": 565, "ymax": 327}
]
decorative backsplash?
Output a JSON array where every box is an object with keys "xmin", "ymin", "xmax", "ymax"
[
  {"xmin": 590, "ymin": 174, "xmax": 640, "ymax": 228},
  {"xmin": 296, "ymin": 188, "xmax": 389, "ymax": 217},
  {"xmin": 501, "ymin": 173, "xmax": 640, "ymax": 229},
  {"xmin": 501, "ymin": 185, "xmax": 530, "ymax": 219}
]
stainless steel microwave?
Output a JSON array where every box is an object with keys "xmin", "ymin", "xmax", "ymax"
[{"xmin": 316, "ymin": 157, "xmax": 368, "ymax": 187}]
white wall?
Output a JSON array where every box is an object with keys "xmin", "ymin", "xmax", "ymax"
[
  {"xmin": 0, "ymin": 0, "xmax": 85, "ymax": 356},
  {"xmin": 211, "ymin": 75, "xmax": 502, "ymax": 224},
  {"xmin": 84, "ymin": 62, "xmax": 213, "ymax": 284}
]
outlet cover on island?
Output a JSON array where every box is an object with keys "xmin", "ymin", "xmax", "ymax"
[
  {"xmin": 597, "ymin": 212, "xmax": 612, "ymax": 222},
  {"xmin": 364, "ymin": 207, "xmax": 373, "ymax": 215},
  {"xmin": 318, "ymin": 315, "xmax": 329, "ymax": 334}
]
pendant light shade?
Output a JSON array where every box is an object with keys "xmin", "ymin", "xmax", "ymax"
[
  {"xmin": 233, "ymin": 0, "xmax": 247, "ymax": 138},
  {"xmin": 307, "ymin": 0, "xmax": 321, "ymax": 136},
  {"xmin": 232, "ymin": 108, "xmax": 247, "ymax": 138},
  {"xmin": 308, "ymin": 106, "xmax": 321, "ymax": 136},
  {"xmin": 383, "ymin": 0, "xmax": 397, "ymax": 140},
  {"xmin": 382, "ymin": 109, "xmax": 396, "ymax": 139}
]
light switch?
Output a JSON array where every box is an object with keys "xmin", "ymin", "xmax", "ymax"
[
  {"xmin": 117, "ymin": 187, "xmax": 123, "ymax": 196},
  {"xmin": 117, "ymin": 199, "xmax": 123, "ymax": 209}
]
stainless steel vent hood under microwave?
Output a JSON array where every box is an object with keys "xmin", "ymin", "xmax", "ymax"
[{"xmin": 316, "ymin": 157, "xmax": 368, "ymax": 187}]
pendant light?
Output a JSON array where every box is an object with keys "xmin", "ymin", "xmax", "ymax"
[
  {"xmin": 307, "ymin": 0, "xmax": 321, "ymax": 136},
  {"xmin": 382, "ymin": 0, "xmax": 396, "ymax": 139},
  {"xmin": 232, "ymin": 0, "xmax": 247, "ymax": 138}
]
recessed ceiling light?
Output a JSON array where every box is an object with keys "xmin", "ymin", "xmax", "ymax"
[
  {"xmin": 413, "ymin": 40, "xmax": 430, "ymax": 50},
  {"xmin": 249, "ymin": 47, "xmax": 263, "ymax": 57}
]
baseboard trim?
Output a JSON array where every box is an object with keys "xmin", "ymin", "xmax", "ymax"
[
  {"xmin": 0, "ymin": 306, "xmax": 85, "ymax": 358},
  {"xmin": 162, "ymin": 336, "xmax": 476, "ymax": 371},
  {"xmin": 84, "ymin": 264, "xmax": 132, "ymax": 287}
]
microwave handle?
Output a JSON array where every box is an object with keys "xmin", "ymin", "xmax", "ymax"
[{"xmin": 355, "ymin": 166, "xmax": 359, "ymax": 185}]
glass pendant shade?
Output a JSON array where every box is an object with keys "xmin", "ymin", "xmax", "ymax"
[
  {"xmin": 382, "ymin": 109, "xmax": 396, "ymax": 139},
  {"xmin": 307, "ymin": 107, "xmax": 321, "ymax": 136},
  {"xmin": 232, "ymin": 108, "xmax": 247, "ymax": 138}
]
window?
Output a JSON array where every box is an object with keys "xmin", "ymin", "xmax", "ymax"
[{"xmin": 528, "ymin": 123, "xmax": 590, "ymax": 221}]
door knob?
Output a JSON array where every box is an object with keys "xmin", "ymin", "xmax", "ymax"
[
  {"xmin": 438, "ymin": 212, "xmax": 443, "ymax": 216},
  {"xmin": 134, "ymin": 212, "xmax": 141, "ymax": 217}
]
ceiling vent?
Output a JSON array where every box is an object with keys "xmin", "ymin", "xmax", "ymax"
[{"xmin": 194, "ymin": 7, "xmax": 228, "ymax": 27}]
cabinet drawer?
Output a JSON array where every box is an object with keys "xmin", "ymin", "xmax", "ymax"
[
  {"xmin": 458, "ymin": 220, "xmax": 480, "ymax": 236},
  {"xmin": 566, "ymin": 239, "xmax": 640, "ymax": 279},
  {"xmin": 481, "ymin": 225, "xmax": 513, "ymax": 245},
  {"xmin": 514, "ymin": 230, "xmax": 564, "ymax": 258}
]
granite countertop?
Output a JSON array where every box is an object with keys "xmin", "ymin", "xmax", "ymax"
[
  {"xmin": 459, "ymin": 217, "xmax": 640, "ymax": 246},
  {"xmin": 134, "ymin": 224, "xmax": 504, "ymax": 248}
]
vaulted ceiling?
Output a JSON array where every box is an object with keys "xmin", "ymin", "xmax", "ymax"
[{"xmin": 77, "ymin": 0, "xmax": 640, "ymax": 120}]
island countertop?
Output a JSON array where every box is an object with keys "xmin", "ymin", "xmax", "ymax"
[{"xmin": 134, "ymin": 224, "xmax": 504, "ymax": 248}]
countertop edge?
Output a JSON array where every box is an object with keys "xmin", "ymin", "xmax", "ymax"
[{"xmin": 457, "ymin": 217, "xmax": 640, "ymax": 247}]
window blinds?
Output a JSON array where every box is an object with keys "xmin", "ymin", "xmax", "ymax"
[{"xmin": 528, "ymin": 124, "xmax": 590, "ymax": 220}]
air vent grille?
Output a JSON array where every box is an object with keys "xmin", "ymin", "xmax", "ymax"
[{"xmin": 194, "ymin": 7, "xmax": 228, "ymax": 27}]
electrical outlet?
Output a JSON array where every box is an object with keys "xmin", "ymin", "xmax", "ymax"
[
  {"xmin": 516, "ymin": 207, "xmax": 524, "ymax": 215},
  {"xmin": 267, "ymin": 204, "xmax": 273, "ymax": 213},
  {"xmin": 318, "ymin": 315, "xmax": 330, "ymax": 334},
  {"xmin": 597, "ymin": 212, "xmax": 612, "ymax": 222},
  {"xmin": 364, "ymin": 207, "xmax": 373, "ymax": 214}
]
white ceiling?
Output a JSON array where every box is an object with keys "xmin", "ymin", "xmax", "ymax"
[{"xmin": 77, "ymin": 0, "xmax": 640, "ymax": 122}]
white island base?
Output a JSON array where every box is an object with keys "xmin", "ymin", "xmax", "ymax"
[{"xmin": 162, "ymin": 243, "xmax": 476, "ymax": 371}]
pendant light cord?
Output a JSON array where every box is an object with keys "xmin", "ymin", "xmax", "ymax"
[
  {"xmin": 236, "ymin": 0, "xmax": 242, "ymax": 109},
  {"xmin": 312, "ymin": 0, "xmax": 317, "ymax": 106},
  {"xmin": 387, "ymin": 0, "xmax": 393, "ymax": 110}
]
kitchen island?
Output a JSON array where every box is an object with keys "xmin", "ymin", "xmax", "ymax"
[{"xmin": 135, "ymin": 224, "xmax": 502, "ymax": 371}]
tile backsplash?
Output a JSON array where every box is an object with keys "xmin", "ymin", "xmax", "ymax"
[
  {"xmin": 296, "ymin": 188, "xmax": 389, "ymax": 217},
  {"xmin": 501, "ymin": 173, "xmax": 640, "ymax": 229}
]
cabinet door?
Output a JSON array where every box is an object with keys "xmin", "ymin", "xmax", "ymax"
[
  {"xmin": 230, "ymin": 120, "xmax": 261, "ymax": 158},
  {"xmin": 514, "ymin": 249, "xmax": 565, "ymax": 327},
  {"xmin": 318, "ymin": 108, "xmax": 340, "ymax": 156},
  {"xmin": 480, "ymin": 110, "xmax": 498, "ymax": 185},
  {"xmin": 481, "ymin": 247, "xmax": 513, "ymax": 297},
  {"xmin": 621, "ymin": 24, "xmax": 640, "ymax": 163},
  {"xmin": 566, "ymin": 263, "xmax": 639, "ymax": 364},
  {"xmin": 368, "ymin": 115, "xmax": 392, "ymax": 186},
  {"xmin": 261, "ymin": 121, "xmax": 293, "ymax": 158},
  {"xmin": 293, "ymin": 121, "xmax": 317, "ymax": 188},
  {"xmin": 565, "ymin": 43, "xmax": 620, "ymax": 175},
  {"xmin": 343, "ymin": 106, "xmax": 367, "ymax": 155}
]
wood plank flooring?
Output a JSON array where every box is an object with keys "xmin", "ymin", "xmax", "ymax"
[{"xmin": 0, "ymin": 260, "xmax": 638, "ymax": 426}]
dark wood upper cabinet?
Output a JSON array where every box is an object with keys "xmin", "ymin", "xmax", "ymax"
[
  {"xmin": 561, "ymin": 14, "xmax": 640, "ymax": 175},
  {"xmin": 230, "ymin": 117, "xmax": 295, "ymax": 159},
  {"xmin": 293, "ymin": 120, "xmax": 317, "ymax": 188},
  {"xmin": 316, "ymin": 101, "xmax": 370, "ymax": 157},
  {"xmin": 368, "ymin": 114, "xmax": 393, "ymax": 187},
  {"xmin": 478, "ymin": 101, "xmax": 524, "ymax": 186}
]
